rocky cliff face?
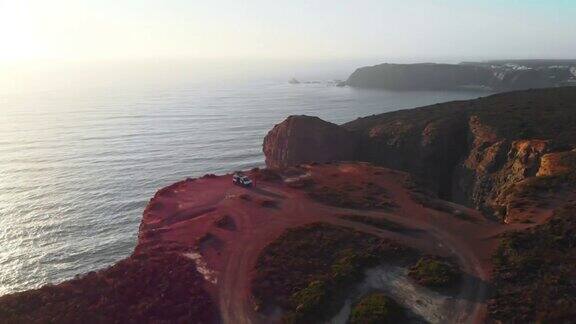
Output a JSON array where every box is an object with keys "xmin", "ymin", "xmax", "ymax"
[
  {"xmin": 263, "ymin": 87, "xmax": 576, "ymax": 219},
  {"xmin": 263, "ymin": 115, "xmax": 358, "ymax": 168}
]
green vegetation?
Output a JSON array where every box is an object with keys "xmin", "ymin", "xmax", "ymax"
[
  {"xmin": 490, "ymin": 203, "xmax": 576, "ymax": 322},
  {"xmin": 286, "ymin": 248, "xmax": 384, "ymax": 323},
  {"xmin": 409, "ymin": 257, "xmax": 461, "ymax": 288},
  {"xmin": 291, "ymin": 280, "xmax": 328, "ymax": 315},
  {"xmin": 350, "ymin": 293, "xmax": 406, "ymax": 324},
  {"xmin": 339, "ymin": 214, "xmax": 407, "ymax": 232},
  {"xmin": 251, "ymin": 223, "xmax": 414, "ymax": 324}
]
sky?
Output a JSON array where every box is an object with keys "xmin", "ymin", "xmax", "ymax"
[{"xmin": 1, "ymin": 0, "xmax": 576, "ymax": 65}]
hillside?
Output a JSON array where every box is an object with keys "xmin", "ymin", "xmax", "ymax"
[{"xmin": 264, "ymin": 87, "xmax": 576, "ymax": 222}]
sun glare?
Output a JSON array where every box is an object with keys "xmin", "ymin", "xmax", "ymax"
[{"xmin": 0, "ymin": 2, "xmax": 48, "ymax": 62}]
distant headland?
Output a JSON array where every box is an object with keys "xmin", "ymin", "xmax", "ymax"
[{"xmin": 346, "ymin": 60, "xmax": 576, "ymax": 91}]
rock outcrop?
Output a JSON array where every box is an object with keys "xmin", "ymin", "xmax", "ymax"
[
  {"xmin": 537, "ymin": 149, "xmax": 576, "ymax": 177},
  {"xmin": 263, "ymin": 115, "xmax": 357, "ymax": 168},
  {"xmin": 263, "ymin": 87, "xmax": 576, "ymax": 218}
]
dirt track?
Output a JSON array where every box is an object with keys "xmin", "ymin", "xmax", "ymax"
[{"xmin": 138, "ymin": 163, "xmax": 507, "ymax": 323}]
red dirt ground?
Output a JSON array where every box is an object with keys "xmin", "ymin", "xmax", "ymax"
[{"xmin": 136, "ymin": 162, "xmax": 527, "ymax": 324}]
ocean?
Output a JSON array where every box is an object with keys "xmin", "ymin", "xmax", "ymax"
[{"xmin": 0, "ymin": 60, "xmax": 490, "ymax": 295}]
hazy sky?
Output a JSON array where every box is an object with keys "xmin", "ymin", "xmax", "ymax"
[{"xmin": 1, "ymin": 0, "xmax": 576, "ymax": 64}]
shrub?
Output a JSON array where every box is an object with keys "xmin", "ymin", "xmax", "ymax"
[
  {"xmin": 409, "ymin": 257, "xmax": 461, "ymax": 287},
  {"xmin": 350, "ymin": 293, "xmax": 405, "ymax": 324},
  {"xmin": 330, "ymin": 249, "xmax": 362, "ymax": 282},
  {"xmin": 284, "ymin": 249, "xmax": 383, "ymax": 323},
  {"xmin": 289, "ymin": 280, "xmax": 329, "ymax": 319},
  {"xmin": 251, "ymin": 223, "xmax": 414, "ymax": 323}
]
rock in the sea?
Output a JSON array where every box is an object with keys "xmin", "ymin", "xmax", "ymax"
[{"xmin": 263, "ymin": 115, "xmax": 357, "ymax": 168}]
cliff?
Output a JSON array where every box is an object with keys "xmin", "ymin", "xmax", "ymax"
[
  {"xmin": 263, "ymin": 87, "xmax": 576, "ymax": 220},
  {"xmin": 263, "ymin": 115, "xmax": 358, "ymax": 168},
  {"xmin": 346, "ymin": 62, "xmax": 576, "ymax": 91}
]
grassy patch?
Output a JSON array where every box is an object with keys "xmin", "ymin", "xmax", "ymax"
[
  {"xmin": 350, "ymin": 293, "xmax": 406, "ymax": 324},
  {"xmin": 409, "ymin": 257, "xmax": 461, "ymax": 288}
]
